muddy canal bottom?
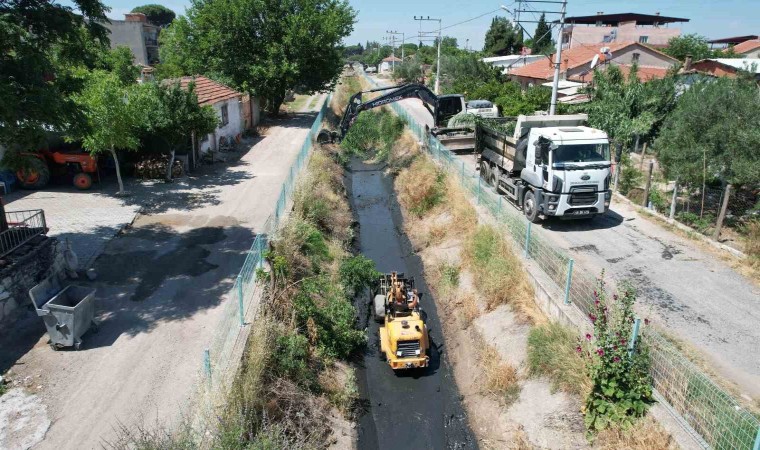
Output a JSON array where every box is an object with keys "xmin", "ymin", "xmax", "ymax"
[{"xmin": 348, "ymin": 159, "xmax": 476, "ymax": 450}]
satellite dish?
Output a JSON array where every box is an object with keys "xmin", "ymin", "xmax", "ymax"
[{"xmin": 590, "ymin": 54, "xmax": 600, "ymax": 69}]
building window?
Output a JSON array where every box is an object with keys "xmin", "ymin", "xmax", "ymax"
[
  {"xmin": 639, "ymin": 36, "xmax": 649, "ymax": 44},
  {"xmin": 632, "ymin": 52, "xmax": 640, "ymax": 63},
  {"xmin": 221, "ymin": 104, "xmax": 229, "ymax": 126}
]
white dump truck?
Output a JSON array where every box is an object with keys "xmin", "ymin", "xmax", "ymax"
[{"xmin": 477, "ymin": 114, "xmax": 612, "ymax": 222}]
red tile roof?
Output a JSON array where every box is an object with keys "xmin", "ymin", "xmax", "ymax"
[
  {"xmin": 510, "ymin": 42, "xmax": 632, "ymax": 80},
  {"xmin": 569, "ymin": 64, "xmax": 670, "ymax": 82},
  {"xmin": 728, "ymin": 39, "xmax": 760, "ymax": 54},
  {"xmin": 177, "ymin": 76, "xmax": 241, "ymax": 106},
  {"xmin": 510, "ymin": 42, "xmax": 676, "ymax": 81}
]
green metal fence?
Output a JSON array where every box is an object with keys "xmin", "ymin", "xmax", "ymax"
[
  {"xmin": 364, "ymin": 74, "xmax": 760, "ymax": 450},
  {"xmin": 202, "ymin": 95, "xmax": 331, "ymax": 392}
]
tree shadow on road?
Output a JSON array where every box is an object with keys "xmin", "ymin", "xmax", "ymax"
[{"xmin": 0, "ymin": 222, "xmax": 256, "ymax": 371}]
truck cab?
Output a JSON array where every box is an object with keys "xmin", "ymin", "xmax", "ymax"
[
  {"xmin": 477, "ymin": 114, "xmax": 612, "ymax": 222},
  {"xmin": 523, "ymin": 126, "xmax": 611, "ymax": 220},
  {"xmin": 435, "ymin": 94, "xmax": 466, "ymax": 127}
]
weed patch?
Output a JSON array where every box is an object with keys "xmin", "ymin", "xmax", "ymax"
[
  {"xmin": 479, "ymin": 344, "xmax": 520, "ymax": 405},
  {"xmin": 527, "ymin": 322, "xmax": 590, "ymax": 397},
  {"xmin": 397, "ymin": 157, "xmax": 446, "ymax": 216}
]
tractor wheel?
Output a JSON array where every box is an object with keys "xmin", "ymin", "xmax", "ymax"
[
  {"xmin": 16, "ymin": 159, "xmax": 50, "ymax": 189},
  {"xmin": 73, "ymin": 172, "xmax": 93, "ymax": 190}
]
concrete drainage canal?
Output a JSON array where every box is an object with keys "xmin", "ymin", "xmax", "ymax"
[{"xmin": 347, "ymin": 157, "xmax": 477, "ymax": 450}]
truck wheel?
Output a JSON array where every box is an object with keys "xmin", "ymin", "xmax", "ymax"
[
  {"xmin": 73, "ymin": 172, "xmax": 93, "ymax": 190},
  {"xmin": 16, "ymin": 159, "xmax": 50, "ymax": 189},
  {"xmin": 523, "ymin": 190, "xmax": 540, "ymax": 223},
  {"xmin": 489, "ymin": 166, "xmax": 500, "ymax": 191},
  {"xmin": 479, "ymin": 161, "xmax": 490, "ymax": 182}
]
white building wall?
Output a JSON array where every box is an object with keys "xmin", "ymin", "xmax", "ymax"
[
  {"xmin": 103, "ymin": 21, "xmax": 149, "ymax": 65},
  {"xmin": 200, "ymin": 98, "xmax": 243, "ymax": 154}
]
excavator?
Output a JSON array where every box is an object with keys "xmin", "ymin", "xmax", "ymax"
[
  {"xmin": 318, "ymin": 83, "xmax": 467, "ymax": 144},
  {"xmin": 373, "ymin": 272, "xmax": 431, "ymax": 371}
]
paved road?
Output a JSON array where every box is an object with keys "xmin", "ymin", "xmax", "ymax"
[
  {"xmin": 367, "ymin": 75, "xmax": 760, "ymax": 399},
  {"xmin": 0, "ymin": 95, "xmax": 327, "ymax": 450},
  {"xmin": 348, "ymin": 159, "xmax": 477, "ymax": 450}
]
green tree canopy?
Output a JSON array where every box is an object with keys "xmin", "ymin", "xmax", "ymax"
[
  {"xmin": 656, "ymin": 77, "xmax": 760, "ymax": 186},
  {"xmin": 68, "ymin": 71, "xmax": 143, "ymax": 193},
  {"xmin": 483, "ymin": 16, "xmax": 523, "ymax": 56},
  {"xmin": 0, "ymin": 0, "xmax": 109, "ymax": 155},
  {"xmin": 663, "ymin": 34, "xmax": 715, "ymax": 62},
  {"xmin": 136, "ymin": 82, "xmax": 218, "ymax": 180},
  {"xmin": 531, "ymin": 13, "xmax": 553, "ymax": 55},
  {"xmin": 97, "ymin": 46, "xmax": 140, "ymax": 85},
  {"xmin": 159, "ymin": 0, "xmax": 356, "ymax": 114},
  {"xmin": 131, "ymin": 4, "xmax": 176, "ymax": 28}
]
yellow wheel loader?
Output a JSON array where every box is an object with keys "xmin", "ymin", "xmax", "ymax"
[{"xmin": 373, "ymin": 272, "xmax": 430, "ymax": 370}]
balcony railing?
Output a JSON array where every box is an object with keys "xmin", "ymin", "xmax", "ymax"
[{"xmin": 0, "ymin": 210, "xmax": 48, "ymax": 258}]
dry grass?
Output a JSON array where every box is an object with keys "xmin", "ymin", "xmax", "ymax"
[
  {"xmin": 509, "ymin": 426, "xmax": 536, "ymax": 450},
  {"xmin": 741, "ymin": 219, "xmax": 760, "ymax": 274},
  {"xmin": 317, "ymin": 362, "xmax": 359, "ymax": 419},
  {"xmin": 459, "ymin": 292, "xmax": 481, "ymax": 328},
  {"xmin": 387, "ymin": 132, "xmax": 421, "ymax": 172},
  {"xmin": 396, "ymin": 157, "xmax": 445, "ymax": 217},
  {"xmin": 595, "ymin": 415, "xmax": 676, "ymax": 450},
  {"xmin": 463, "ymin": 225, "xmax": 541, "ymax": 324},
  {"xmin": 526, "ymin": 322, "xmax": 591, "ymax": 397},
  {"xmin": 443, "ymin": 178, "xmax": 479, "ymax": 235},
  {"xmin": 479, "ymin": 344, "xmax": 520, "ymax": 405}
]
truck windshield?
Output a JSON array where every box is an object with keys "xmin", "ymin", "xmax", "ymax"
[{"xmin": 553, "ymin": 144, "xmax": 610, "ymax": 164}]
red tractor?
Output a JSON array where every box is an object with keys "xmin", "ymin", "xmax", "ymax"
[{"xmin": 16, "ymin": 148, "xmax": 98, "ymax": 190}]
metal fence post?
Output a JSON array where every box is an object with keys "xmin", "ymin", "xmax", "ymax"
[
  {"xmin": 477, "ymin": 177, "xmax": 481, "ymax": 204},
  {"xmin": 203, "ymin": 348, "xmax": 211, "ymax": 378},
  {"xmin": 628, "ymin": 318, "xmax": 642, "ymax": 357},
  {"xmin": 237, "ymin": 275, "xmax": 245, "ymax": 326},
  {"xmin": 753, "ymin": 426, "xmax": 760, "ymax": 450},
  {"xmin": 524, "ymin": 221, "xmax": 532, "ymax": 259},
  {"xmin": 564, "ymin": 259, "xmax": 574, "ymax": 305},
  {"xmin": 498, "ymin": 196, "xmax": 503, "ymax": 214},
  {"xmin": 461, "ymin": 161, "xmax": 465, "ymax": 180}
]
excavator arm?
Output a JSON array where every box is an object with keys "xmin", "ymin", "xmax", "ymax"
[{"xmin": 320, "ymin": 84, "xmax": 439, "ymax": 143}]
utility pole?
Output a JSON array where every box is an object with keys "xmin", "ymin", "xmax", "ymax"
[
  {"xmin": 501, "ymin": 1, "xmax": 568, "ymax": 114},
  {"xmin": 548, "ymin": 0, "xmax": 567, "ymax": 115},
  {"xmin": 415, "ymin": 16, "xmax": 442, "ymax": 94},
  {"xmin": 387, "ymin": 30, "xmax": 405, "ymax": 66},
  {"xmin": 384, "ymin": 33, "xmax": 397, "ymax": 71}
]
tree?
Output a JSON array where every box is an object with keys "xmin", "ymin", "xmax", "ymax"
[
  {"xmin": 663, "ymin": 34, "xmax": 714, "ymax": 62},
  {"xmin": 393, "ymin": 56, "xmax": 423, "ymax": 83},
  {"xmin": 0, "ymin": 0, "xmax": 109, "ymax": 159},
  {"xmin": 656, "ymin": 77, "xmax": 760, "ymax": 189},
  {"xmin": 531, "ymin": 13, "xmax": 552, "ymax": 55},
  {"xmin": 137, "ymin": 82, "xmax": 218, "ymax": 180},
  {"xmin": 131, "ymin": 4, "xmax": 176, "ymax": 28},
  {"xmin": 160, "ymin": 0, "xmax": 356, "ymax": 114},
  {"xmin": 69, "ymin": 71, "xmax": 143, "ymax": 194},
  {"xmin": 483, "ymin": 16, "xmax": 522, "ymax": 56},
  {"xmin": 98, "ymin": 46, "xmax": 140, "ymax": 85}
]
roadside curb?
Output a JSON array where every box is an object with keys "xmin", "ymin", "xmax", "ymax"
[{"xmin": 612, "ymin": 192, "xmax": 747, "ymax": 259}]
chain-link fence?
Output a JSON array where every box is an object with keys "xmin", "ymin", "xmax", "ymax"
[
  {"xmin": 363, "ymin": 74, "xmax": 760, "ymax": 450},
  {"xmin": 194, "ymin": 96, "xmax": 331, "ymax": 431}
]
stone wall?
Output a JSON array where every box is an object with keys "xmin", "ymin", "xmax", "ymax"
[{"xmin": 0, "ymin": 236, "xmax": 65, "ymax": 323}]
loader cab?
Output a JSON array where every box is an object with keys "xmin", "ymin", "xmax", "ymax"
[{"xmin": 435, "ymin": 94, "xmax": 466, "ymax": 127}]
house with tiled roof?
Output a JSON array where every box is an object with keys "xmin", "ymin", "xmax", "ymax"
[
  {"xmin": 726, "ymin": 39, "xmax": 760, "ymax": 59},
  {"xmin": 508, "ymin": 41, "xmax": 678, "ymax": 89},
  {"xmin": 379, "ymin": 55, "xmax": 403, "ymax": 74},
  {"xmin": 175, "ymin": 76, "xmax": 260, "ymax": 155}
]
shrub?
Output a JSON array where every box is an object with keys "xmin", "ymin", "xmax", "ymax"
[
  {"xmin": 581, "ymin": 276, "xmax": 654, "ymax": 435},
  {"xmin": 676, "ymin": 211, "xmax": 715, "ymax": 234},
  {"xmin": 527, "ymin": 322, "xmax": 590, "ymax": 396},
  {"xmin": 741, "ymin": 219, "xmax": 760, "ymax": 263},
  {"xmin": 274, "ymin": 330, "xmax": 313, "ymax": 388},
  {"xmin": 618, "ymin": 153, "xmax": 643, "ymax": 196},
  {"xmin": 648, "ymin": 188, "xmax": 667, "ymax": 212},
  {"xmin": 293, "ymin": 277, "xmax": 366, "ymax": 359},
  {"xmin": 339, "ymin": 255, "xmax": 380, "ymax": 295}
]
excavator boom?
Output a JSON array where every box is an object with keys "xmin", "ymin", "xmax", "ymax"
[{"xmin": 319, "ymin": 83, "xmax": 462, "ymax": 144}]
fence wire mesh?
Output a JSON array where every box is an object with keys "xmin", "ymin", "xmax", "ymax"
[
  {"xmin": 194, "ymin": 96, "xmax": 331, "ymax": 431},
  {"xmin": 364, "ymin": 74, "xmax": 760, "ymax": 450}
]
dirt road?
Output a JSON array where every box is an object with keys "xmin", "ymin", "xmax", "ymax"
[
  {"xmin": 348, "ymin": 159, "xmax": 477, "ymax": 450},
  {"xmin": 366, "ymin": 75, "xmax": 760, "ymax": 399},
  {"xmin": 0, "ymin": 96, "xmax": 326, "ymax": 450}
]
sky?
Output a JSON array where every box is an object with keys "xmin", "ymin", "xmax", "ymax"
[{"xmin": 71, "ymin": 0, "xmax": 759, "ymax": 51}]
